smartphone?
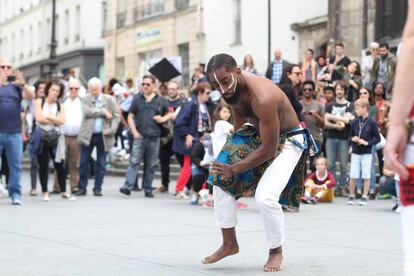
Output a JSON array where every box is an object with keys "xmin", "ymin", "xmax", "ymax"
[{"xmin": 7, "ymin": 75, "xmax": 16, "ymax": 82}]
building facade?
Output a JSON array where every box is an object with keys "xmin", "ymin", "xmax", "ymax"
[
  {"xmin": 325, "ymin": 0, "xmax": 408, "ymax": 62},
  {"xmin": 203, "ymin": 0, "xmax": 328, "ymax": 75},
  {"xmin": 0, "ymin": 0, "xmax": 105, "ymax": 84},
  {"xmin": 103, "ymin": 0, "xmax": 203, "ymax": 89}
]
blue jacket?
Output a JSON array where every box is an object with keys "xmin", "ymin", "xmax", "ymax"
[
  {"xmin": 172, "ymin": 97, "xmax": 199, "ymax": 156},
  {"xmin": 350, "ymin": 116, "xmax": 380, "ymax": 154}
]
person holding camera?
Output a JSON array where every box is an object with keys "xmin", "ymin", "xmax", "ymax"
[{"xmin": 0, "ymin": 58, "xmax": 35, "ymax": 205}]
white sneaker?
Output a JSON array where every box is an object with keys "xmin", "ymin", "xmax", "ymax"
[
  {"xmin": 43, "ymin": 193, "xmax": 50, "ymax": 202},
  {"xmin": 175, "ymin": 191, "xmax": 188, "ymax": 200},
  {"xmin": 0, "ymin": 183, "xmax": 9, "ymax": 197},
  {"xmin": 395, "ymin": 206, "xmax": 402, "ymax": 214}
]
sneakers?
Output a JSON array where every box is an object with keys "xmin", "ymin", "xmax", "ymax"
[
  {"xmin": 175, "ymin": 191, "xmax": 188, "ymax": 200},
  {"xmin": 156, "ymin": 186, "xmax": 168, "ymax": 193},
  {"xmin": 236, "ymin": 201, "xmax": 248, "ymax": 209},
  {"xmin": 119, "ymin": 187, "xmax": 131, "ymax": 196},
  {"xmin": 311, "ymin": 196, "xmax": 320, "ymax": 204},
  {"xmin": 358, "ymin": 197, "xmax": 368, "ymax": 206},
  {"xmin": 377, "ymin": 193, "xmax": 392, "ymax": 200},
  {"xmin": 190, "ymin": 195, "xmax": 200, "ymax": 205},
  {"xmin": 395, "ymin": 206, "xmax": 402, "ymax": 214},
  {"xmin": 369, "ymin": 192, "xmax": 376, "ymax": 200},
  {"xmin": 302, "ymin": 196, "xmax": 314, "ymax": 204},
  {"xmin": 347, "ymin": 196, "xmax": 355, "ymax": 205},
  {"xmin": 43, "ymin": 193, "xmax": 50, "ymax": 202},
  {"xmin": 11, "ymin": 198, "xmax": 22, "ymax": 205},
  {"xmin": 203, "ymin": 197, "xmax": 214, "ymax": 208},
  {"xmin": 0, "ymin": 183, "xmax": 9, "ymax": 197}
]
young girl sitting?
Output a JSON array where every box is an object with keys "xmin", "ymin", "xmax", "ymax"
[{"xmin": 302, "ymin": 157, "xmax": 336, "ymax": 204}]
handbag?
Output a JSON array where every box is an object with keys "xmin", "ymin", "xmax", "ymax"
[
  {"xmin": 375, "ymin": 131, "xmax": 386, "ymax": 150},
  {"xmin": 41, "ymin": 128, "xmax": 60, "ymax": 147}
]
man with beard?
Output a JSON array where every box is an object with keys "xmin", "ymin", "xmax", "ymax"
[
  {"xmin": 203, "ymin": 53, "xmax": 316, "ymax": 272},
  {"xmin": 371, "ymin": 42, "xmax": 397, "ymax": 99}
]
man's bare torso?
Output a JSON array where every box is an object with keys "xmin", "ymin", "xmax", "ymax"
[{"xmin": 227, "ymin": 71, "xmax": 299, "ymax": 133}]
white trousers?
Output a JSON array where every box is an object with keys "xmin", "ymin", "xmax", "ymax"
[
  {"xmin": 402, "ymin": 204, "xmax": 414, "ymax": 275},
  {"xmin": 214, "ymin": 135, "xmax": 304, "ymax": 249}
]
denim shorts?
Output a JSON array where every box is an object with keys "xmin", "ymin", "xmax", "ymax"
[{"xmin": 350, "ymin": 153, "xmax": 372, "ymax": 179}]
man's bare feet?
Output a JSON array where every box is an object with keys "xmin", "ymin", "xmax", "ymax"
[
  {"xmin": 263, "ymin": 247, "xmax": 283, "ymax": 272},
  {"xmin": 202, "ymin": 243, "xmax": 239, "ymax": 264}
]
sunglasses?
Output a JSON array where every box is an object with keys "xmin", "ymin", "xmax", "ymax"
[
  {"xmin": 303, "ymin": 88, "xmax": 313, "ymax": 92},
  {"xmin": 292, "ymin": 72, "xmax": 302, "ymax": 76},
  {"xmin": 142, "ymin": 83, "xmax": 151, "ymax": 87},
  {"xmin": 0, "ymin": 65, "xmax": 12, "ymax": 70},
  {"xmin": 69, "ymin": 87, "xmax": 80, "ymax": 90}
]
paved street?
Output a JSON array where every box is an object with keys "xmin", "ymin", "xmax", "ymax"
[{"xmin": 0, "ymin": 172, "xmax": 403, "ymax": 276}]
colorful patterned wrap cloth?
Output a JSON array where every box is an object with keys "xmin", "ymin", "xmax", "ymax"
[{"xmin": 207, "ymin": 124, "xmax": 307, "ymax": 210}]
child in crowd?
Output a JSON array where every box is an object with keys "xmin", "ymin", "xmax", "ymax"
[
  {"xmin": 348, "ymin": 99, "xmax": 380, "ymax": 206},
  {"xmin": 208, "ymin": 102, "xmax": 248, "ymax": 209},
  {"xmin": 190, "ymin": 133, "xmax": 214, "ymax": 205},
  {"xmin": 302, "ymin": 157, "xmax": 336, "ymax": 204},
  {"xmin": 378, "ymin": 163, "xmax": 402, "ymax": 213}
]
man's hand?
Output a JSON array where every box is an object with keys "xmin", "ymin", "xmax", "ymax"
[
  {"xmin": 185, "ymin": 134, "xmax": 193, "ymax": 148},
  {"xmin": 133, "ymin": 131, "xmax": 142, "ymax": 140},
  {"xmin": 211, "ymin": 162, "xmax": 235, "ymax": 179},
  {"xmin": 384, "ymin": 125, "xmax": 409, "ymax": 179},
  {"xmin": 102, "ymin": 108, "xmax": 113, "ymax": 120},
  {"xmin": 153, "ymin": 115, "xmax": 164, "ymax": 124},
  {"xmin": 336, "ymin": 121, "xmax": 345, "ymax": 130},
  {"xmin": 103, "ymin": 129, "xmax": 112, "ymax": 136},
  {"xmin": 359, "ymin": 139, "xmax": 368, "ymax": 146},
  {"xmin": 351, "ymin": 136, "xmax": 360, "ymax": 143},
  {"xmin": 13, "ymin": 69, "xmax": 25, "ymax": 86}
]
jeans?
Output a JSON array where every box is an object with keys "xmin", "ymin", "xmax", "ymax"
[
  {"xmin": 0, "ymin": 132, "xmax": 23, "ymax": 200},
  {"xmin": 78, "ymin": 134, "xmax": 107, "ymax": 192},
  {"xmin": 29, "ymin": 144, "xmax": 39, "ymax": 190},
  {"xmin": 124, "ymin": 137, "xmax": 160, "ymax": 193},
  {"xmin": 325, "ymin": 138, "xmax": 349, "ymax": 187},
  {"xmin": 356, "ymin": 145, "xmax": 377, "ymax": 192}
]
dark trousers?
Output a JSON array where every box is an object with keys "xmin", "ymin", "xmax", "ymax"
[
  {"xmin": 78, "ymin": 134, "xmax": 107, "ymax": 193},
  {"xmin": 159, "ymin": 139, "xmax": 184, "ymax": 188},
  {"xmin": 37, "ymin": 143, "xmax": 66, "ymax": 193}
]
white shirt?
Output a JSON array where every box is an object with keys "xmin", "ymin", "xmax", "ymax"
[
  {"xmin": 211, "ymin": 120, "xmax": 233, "ymax": 158},
  {"xmin": 63, "ymin": 96, "xmax": 83, "ymax": 136}
]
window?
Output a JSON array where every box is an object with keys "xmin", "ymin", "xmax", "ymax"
[
  {"xmin": 233, "ymin": 0, "xmax": 241, "ymax": 45},
  {"xmin": 136, "ymin": 0, "xmax": 164, "ymax": 21},
  {"xmin": 178, "ymin": 43, "xmax": 190, "ymax": 89},
  {"xmin": 116, "ymin": 57, "xmax": 125, "ymax": 80},
  {"xmin": 375, "ymin": 0, "xmax": 408, "ymax": 41},
  {"xmin": 37, "ymin": 22, "xmax": 42, "ymax": 53},
  {"xmin": 74, "ymin": 5, "xmax": 80, "ymax": 41},
  {"xmin": 11, "ymin": 32, "xmax": 15, "ymax": 62},
  {"xmin": 102, "ymin": 1, "xmax": 107, "ymax": 35},
  {"xmin": 64, "ymin": 9, "xmax": 69, "ymax": 45},
  {"xmin": 137, "ymin": 49, "xmax": 162, "ymax": 82},
  {"xmin": 20, "ymin": 29, "xmax": 24, "ymax": 60},
  {"xmin": 116, "ymin": 0, "xmax": 127, "ymax": 28},
  {"xmin": 29, "ymin": 25, "xmax": 33, "ymax": 57},
  {"xmin": 55, "ymin": 15, "xmax": 59, "ymax": 45},
  {"xmin": 175, "ymin": 0, "xmax": 189, "ymax": 10}
]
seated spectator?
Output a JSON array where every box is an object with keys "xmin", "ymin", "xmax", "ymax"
[
  {"xmin": 302, "ymin": 157, "xmax": 336, "ymax": 204},
  {"xmin": 190, "ymin": 133, "xmax": 213, "ymax": 205},
  {"xmin": 347, "ymin": 99, "xmax": 380, "ymax": 206},
  {"xmin": 378, "ymin": 163, "xmax": 402, "ymax": 213}
]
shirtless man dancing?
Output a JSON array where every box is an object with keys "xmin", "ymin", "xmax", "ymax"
[{"xmin": 203, "ymin": 53, "xmax": 309, "ymax": 272}]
